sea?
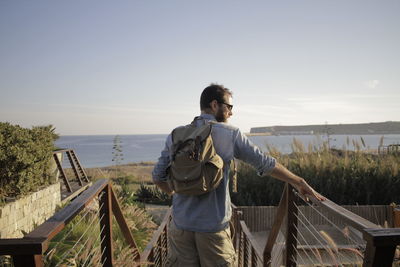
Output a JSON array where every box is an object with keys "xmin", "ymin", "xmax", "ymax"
[{"xmin": 55, "ymin": 134, "xmax": 400, "ymax": 168}]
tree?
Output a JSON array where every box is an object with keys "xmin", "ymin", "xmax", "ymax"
[{"xmin": 112, "ymin": 135, "xmax": 124, "ymax": 178}]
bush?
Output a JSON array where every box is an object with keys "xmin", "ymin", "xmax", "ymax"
[
  {"xmin": 135, "ymin": 183, "xmax": 172, "ymax": 205},
  {"xmin": 231, "ymin": 161, "xmax": 284, "ymax": 206},
  {"xmin": 0, "ymin": 122, "xmax": 58, "ymax": 201}
]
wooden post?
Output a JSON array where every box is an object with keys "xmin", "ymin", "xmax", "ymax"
[
  {"xmin": 13, "ymin": 255, "xmax": 43, "ymax": 267},
  {"xmin": 99, "ymin": 184, "xmax": 113, "ymax": 266},
  {"xmin": 363, "ymin": 228, "xmax": 400, "ymax": 267},
  {"xmin": 232, "ymin": 208, "xmax": 242, "ymax": 252},
  {"xmin": 286, "ymin": 184, "xmax": 298, "ymax": 267},
  {"xmin": 394, "ymin": 206, "xmax": 400, "ymax": 228}
]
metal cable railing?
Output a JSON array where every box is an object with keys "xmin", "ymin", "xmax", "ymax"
[
  {"xmin": 140, "ymin": 208, "xmax": 171, "ymax": 266},
  {"xmin": 237, "ymin": 220, "xmax": 263, "ymax": 267},
  {"xmin": 1, "ymin": 178, "xmax": 399, "ymax": 266}
]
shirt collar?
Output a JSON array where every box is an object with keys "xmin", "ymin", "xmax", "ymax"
[{"xmin": 199, "ymin": 113, "xmax": 217, "ymax": 121}]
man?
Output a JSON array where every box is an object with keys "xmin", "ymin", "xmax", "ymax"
[{"xmin": 152, "ymin": 84, "xmax": 324, "ymax": 266}]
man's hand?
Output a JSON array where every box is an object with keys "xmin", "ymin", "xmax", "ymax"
[
  {"xmin": 270, "ymin": 163, "xmax": 325, "ymax": 202},
  {"xmin": 293, "ymin": 178, "xmax": 325, "ymax": 202},
  {"xmin": 154, "ymin": 180, "xmax": 175, "ymax": 196}
]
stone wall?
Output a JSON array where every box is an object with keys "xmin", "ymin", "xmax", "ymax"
[{"xmin": 0, "ymin": 182, "xmax": 61, "ymax": 238}]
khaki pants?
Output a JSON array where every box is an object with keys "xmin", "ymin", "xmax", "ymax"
[{"xmin": 166, "ymin": 221, "xmax": 236, "ymax": 267}]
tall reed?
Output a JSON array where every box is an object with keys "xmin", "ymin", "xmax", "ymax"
[{"xmin": 233, "ymin": 139, "xmax": 400, "ymax": 206}]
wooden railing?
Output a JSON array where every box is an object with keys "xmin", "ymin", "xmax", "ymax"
[
  {"xmin": 0, "ymin": 179, "xmax": 139, "ymax": 267},
  {"xmin": 53, "ymin": 149, "xmax": 92, "ymax": 202},
  {"xmin": 378, "ymin": 144, "xmax": 400, "ymax": 155}
]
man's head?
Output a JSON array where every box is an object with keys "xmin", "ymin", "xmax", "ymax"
[{"xmin": 200, "ymin": 83, "xmax": 233, "ymax": 122}]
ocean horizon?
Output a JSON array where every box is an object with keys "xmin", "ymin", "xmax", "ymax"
[{"xmin": 55, "ymin": 134, "xmax": 400, "ymax": 169}]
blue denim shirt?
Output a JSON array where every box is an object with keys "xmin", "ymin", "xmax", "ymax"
[{"xmin": 152, "ymin": 114, "xmax": 276, "ymax": 232}]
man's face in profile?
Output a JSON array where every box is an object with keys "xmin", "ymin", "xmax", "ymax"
[{"xmin": 215, "ymin": 96, "xmax": 233, "ymax": 123}]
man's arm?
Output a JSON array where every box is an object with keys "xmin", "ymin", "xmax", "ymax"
[
  {"xmin": 152, "ymin": 134, "xmax": 175, "ymax": 196},
  {"xmin": 270, "ymin": 162, "xmax": 325, "ymax": 201},
  {"xmin": 232, "ymin": 129, "xmax": 324, "ymax": 201}
]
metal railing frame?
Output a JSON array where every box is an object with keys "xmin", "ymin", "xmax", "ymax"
[{"xmin": 0, "ymin": 179, "xmax": 139, "ymax": 267}]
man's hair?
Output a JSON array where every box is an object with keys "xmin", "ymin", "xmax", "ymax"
[{"xmin": 200, "ymin": 83, "xmax": 232, "ymax": 110}]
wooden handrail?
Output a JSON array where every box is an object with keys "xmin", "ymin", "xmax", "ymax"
[
  {"xmin": 25, "ymin": 179, "xmax": 108, "ymax": 245},
  {"xmin": 307, "ymin": 194, "xmax": 379, "ymax": 231}
]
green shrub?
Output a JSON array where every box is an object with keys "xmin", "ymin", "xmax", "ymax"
[
  {"xmin": 231, "ymin": 161, "xmax": 284, "ymax": 206},
  {"xmin": 135, "ymin": 183, "xmax": 172, "ymax": 205},
  {"xmin": 0, "ymin": 122, "xmax": 58, "ymax": 201}
]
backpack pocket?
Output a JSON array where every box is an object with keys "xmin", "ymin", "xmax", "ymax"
[{"xmin": 203, "ymin": 154, "xmax": 224, "ymax": 190}]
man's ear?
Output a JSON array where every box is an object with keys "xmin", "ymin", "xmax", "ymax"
[{"xmin": 210, "ymin": 100, "xmax": 219, "ymax": 111}]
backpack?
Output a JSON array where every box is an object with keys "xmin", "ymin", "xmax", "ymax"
[{"xmin": 167, "ymin": 118, "xmax": 224, "ymax": 195}]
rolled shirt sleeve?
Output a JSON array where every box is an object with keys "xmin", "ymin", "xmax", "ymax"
[
  {"xmin": 152, "ymin": 134, "xmax": 172, "ymax": 182},
  {"xmin": 233, "ymin": 129, "xmax": 276, "ymax": 176}
]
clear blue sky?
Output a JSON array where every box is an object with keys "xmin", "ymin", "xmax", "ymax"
[{"xmin": 1, "ymin": 1, "xmax": 399, "ymax": 135}]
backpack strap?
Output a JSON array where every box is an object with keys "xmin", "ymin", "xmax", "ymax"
[{"xmin": 191, "ymin": 116, "xmax": 217, "ymax": 126}]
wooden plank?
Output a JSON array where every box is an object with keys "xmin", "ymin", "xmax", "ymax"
[
  {"xmin": 25, "ymin": 179, "xmax": 108, "ymax": 244},
  {"xmin": 53, "ymin": 153, "xmax": 72, "ymax": 192},
  {"xmin": 363, "ymin": 228, "xmax": 400, "ymax": 246},
  {"xmin": 110, "ymin": 187, "xmax": 139, "ymax": 261},
  {"xmin": 61, "ymin": 182, "xmax": 92, "ymax": 203}
]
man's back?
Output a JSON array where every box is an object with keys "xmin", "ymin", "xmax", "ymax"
[{"xmin": 153, "ymin": 113, "xmax": 276, "ymax": 232}]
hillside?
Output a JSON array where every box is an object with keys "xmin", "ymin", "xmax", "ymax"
[{"xmin": 250, "ymin": 121, "xmax": 400, "ymax": 135}]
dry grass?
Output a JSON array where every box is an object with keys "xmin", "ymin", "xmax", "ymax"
[{"xmin": 85, "ymin": 162, "xmax": 155, "ymax": 184}]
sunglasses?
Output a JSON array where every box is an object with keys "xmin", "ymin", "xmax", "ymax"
[{"xmin": 218, "ymin": 102, "xmax": 233, "ymax": 111}]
